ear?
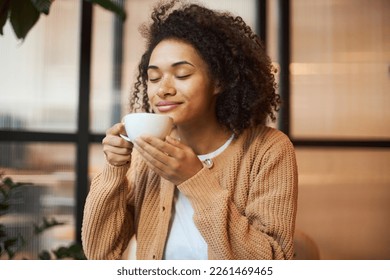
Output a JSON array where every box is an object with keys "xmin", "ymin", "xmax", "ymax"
[{"xmin": 212, "ymin": 80, "xmax": 222, "ymax": 96}]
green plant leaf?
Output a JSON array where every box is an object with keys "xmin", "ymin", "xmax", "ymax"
[
  {"xmin": 2, "ymin": 234, "xmax": 25, "ymax": 259},
  {"xmin": 10, "ymin": 0, "xmax": 40, "ymax": 40},
  {"xmin": 0, "ymin": 187, "xmax": 8, "ymax": 198},
  {"xmin": 6, "ymin": 249, "xmax": 15, "ymax": 259},
  {"xmin": 38, "ymin": 250, "xmax": 51, "ymax": 260},
  {"xmin": 51, "ymin": 243, "xmax": 86, "ymax": 260},
  {"xmin": 30, "ymin": 0, "xmax": 52, "ymax": 15},
  {"xmin": 33, "ymin": 217, "xmax": 66, "ymax": 234},
  {"xmin": 0, "ymin": 225, "xmax": 6, "ymax": 239},
  {"xmin": 2, "ymin": 177, "xmax": 26, "ymax": 191},
  {"xmin": 53, "ymin": 246, "xmax": 68, "ymax": 259},
  {"xmin": 87, "ymin": 0, "xmax": 126, "ymax": 21},
  {"xmin": 0, "ymin": 0, "xmax": 11, "ymax": 35},
  {"xmin": 4, "ymin": 237, "xmax": 18, "ymax": 247},
  {"xmin": 4, "ymin": 237, "xmax": 18, "ymax": 259},
  {"xmin": 0, "ymin": 202, "xmax": 9, "ymax": 212},
  {"xmin": 68, "ymin": 243, "xmax": 87, "ymax": 260},
  {"xmin": 3, "ymin": 177, "xmax": 15, "ymax": 188}
]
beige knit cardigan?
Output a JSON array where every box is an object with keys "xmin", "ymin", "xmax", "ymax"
[{"xmin": 82, "ymin": 125, "xmax": 298, "ymax": 260}]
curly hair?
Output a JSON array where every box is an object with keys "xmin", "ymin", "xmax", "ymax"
[{"xmin": 130, "ymin": 0, "xmax": 280, "ymax": 136}]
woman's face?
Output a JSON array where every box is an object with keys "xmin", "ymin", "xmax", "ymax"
[{"xmin": 146, "ymin": 39, "xmax": 219, "ymax": 127}]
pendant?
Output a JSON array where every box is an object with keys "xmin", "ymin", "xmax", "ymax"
[{"xmin": 203, "ymin": 158, "xmax": 214, "ymax": 169}]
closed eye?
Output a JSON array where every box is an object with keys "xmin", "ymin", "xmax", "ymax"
[
  {"xmin": 147, "ymin": 66, "xmax": 161, "ymax": 82},
  {"xmin": 148, "ymin": 77, "xmax": 161, "ymax": 82},
  {"xmin": 176, "ymin": 74, "xmax": 192, "ymax": 79}
]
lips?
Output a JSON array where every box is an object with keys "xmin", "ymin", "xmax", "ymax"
[{"xmin": 155, "ymin": 101, "xmax": 182, "ymax": 112}]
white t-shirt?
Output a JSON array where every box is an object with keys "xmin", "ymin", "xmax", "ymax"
[{"xmin": 163, "ymin": 134, "xmax": 234, "ymax": 260}]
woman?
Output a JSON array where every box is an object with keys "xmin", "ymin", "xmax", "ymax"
[{"xmin": 82, "ymin": 0, "xmax": 298, "ymax": 260}]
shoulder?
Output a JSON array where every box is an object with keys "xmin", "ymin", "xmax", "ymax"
[
  {"xmin": 240, "ymin": 125, "xmax": 295, "ymax": 153},
  {"xmin": 238, "ymin": 126, "xmax": 297, "ymax": 180},
  {"xmin": 221, "ymin": 125, "xmax": 296, "ymax": 169},
  {"xmin": 232, "ymin": 125, "xmax": 297, "ymax": 170}
]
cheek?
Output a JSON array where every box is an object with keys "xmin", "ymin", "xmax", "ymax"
[
  {"xmin": 147, "ymin": 84, "xmax": 157, "ymax": 101},
  {"xmin": 180, "ymin": 80, "xmax": 205, "ymax": 97}
]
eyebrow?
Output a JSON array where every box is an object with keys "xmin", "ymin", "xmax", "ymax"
[{"xmin": 147, "ymin": 60, "xmax": 195, "ymax": 70}]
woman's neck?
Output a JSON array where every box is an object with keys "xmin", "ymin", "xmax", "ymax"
[{"xmin": 174, "ymin": 121, "xmax": 232, "ymax": 155}]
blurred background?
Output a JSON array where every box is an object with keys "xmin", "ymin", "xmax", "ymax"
[{"xmin": 0, "ymin": 0, "xmax": 389, "ymax": 259}]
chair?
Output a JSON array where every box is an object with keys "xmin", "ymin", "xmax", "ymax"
[{"xmin": 293, "ymin": 229, "xmax": 320, "ymax": 260}]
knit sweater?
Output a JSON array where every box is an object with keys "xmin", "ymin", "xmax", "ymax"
[{"xmin": 82, "ymin": 125, "xmax": 298, "ymax": 260}]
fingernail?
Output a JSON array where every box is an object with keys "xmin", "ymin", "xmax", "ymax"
[{"xmin": 168, "ymin": 135, "xmax": 180, "ymax": 141}]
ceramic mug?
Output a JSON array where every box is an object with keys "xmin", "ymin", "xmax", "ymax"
[{"xmin": 120, "ymin": 113, "xmax": 173, "ymax": 142}]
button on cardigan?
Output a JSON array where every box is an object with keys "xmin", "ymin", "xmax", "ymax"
[{"xmin": 82, "ymin": 125, "xmax": 298, "ymax": 260}]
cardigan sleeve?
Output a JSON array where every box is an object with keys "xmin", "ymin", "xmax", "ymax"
[
  {"xmin": 177, "ymin": 131, "xmax": 298, "ymax": 260},
  {"xmin": 81, "ymin": 161, "xmax": 136, "ymax": 260}
]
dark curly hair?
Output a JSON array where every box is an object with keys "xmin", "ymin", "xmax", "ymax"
[{"xmin": 130, "ymin": 0, "xmax": 280, "ymax": 136}]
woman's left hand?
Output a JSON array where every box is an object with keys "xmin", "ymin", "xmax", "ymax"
[{"xmin": 133, "ymin": 135, "xmax": 203, "ymax": 185}]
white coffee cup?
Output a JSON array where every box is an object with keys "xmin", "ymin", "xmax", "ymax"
[{"xmin": 120, "ymin": 113, "xmax": 173, "ymax": 142}]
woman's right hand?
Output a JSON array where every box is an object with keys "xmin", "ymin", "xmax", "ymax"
[{"xmin": 102, "ymin": 123, "xmax": 133, "ymax": 166}]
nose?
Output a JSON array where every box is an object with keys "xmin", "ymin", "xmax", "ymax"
[{"xmin": 157, "ymin": 77, "xmax": 176, "ymax": 97}]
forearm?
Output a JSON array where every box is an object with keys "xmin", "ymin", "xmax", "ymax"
[{"xmin": 82, "ymin": 163, "xmax": 134, "ymax": 259}]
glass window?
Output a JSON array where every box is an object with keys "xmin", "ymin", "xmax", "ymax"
[
  {"xmin": 267, "ymin": 0, "xmax": 390, "ymax": 260},
  {"xmin": 90, "ymin": 5, "xmax": 121, "ymax": 133},
  {"xmin": 296, "ymin": 148, "xmax": 390, "ymax": 259},
  {"xmin": 0, "ymin": 1, "xmax": 81, "ymax": 133},
  {"xmin": 290, "ymin": 0, "xmax": 389, "ymax": 139},
  {"xmin": 89, "ymin": 143, "xmax": 106, "ymax": 180},
  {"xmin": 1, "ymin": 143, "xmax": 76, "ymax": 259}
]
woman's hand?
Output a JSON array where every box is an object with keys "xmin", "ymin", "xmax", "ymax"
[
  {"xmin": 102, "ymin": 123, "xmax": 133, "ymax": 166},
  {"xmin": 134, "ymin": 135, "xmax": 203, "ymax": 185}
]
